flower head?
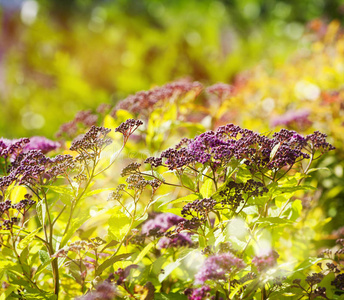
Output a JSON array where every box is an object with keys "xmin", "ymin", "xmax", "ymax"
[
  {"xmin": 206, "ymin": 83, "xmax": 234, "ymax": 101},
  {"xmin": 23, "ymin": 136, "xmax": 60, "ymax": 154},
  {"xmin": 194, "ymin": 252, "xmax": 245, "ymax": 284},
  {"xmin": 76, "ymin": 281, "xmax": 117, "ymax": 300},
  {"xmin": 56, "ymin": 109, "xmax": 98, "ymax": 139},
  {"xmin": 112, "ymin": 80, "xmax": 202, "ymax": 117},
  {"xmin": 271, "ymin": 109, "xmax": 312, "ymax": 130},
  {"xmin": 141, "ymin": 213, "xmax": 184, "ymax": 236},
  {"xmin": 252, "ymin": 250, "xmax": 279, "ymax": 272}
]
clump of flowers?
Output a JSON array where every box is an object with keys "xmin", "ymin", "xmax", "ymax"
[
  {"xmin": 1, "ymin": 136, "xmax": 59, "ymax": 157},
  {"xmin": 145, "ymin": 124, "xmax": 334, "ymax": 177},
  {"xmin": 77, "ymin": 281, "xmax": 117, "ymax": 300},
  {"xmin": 219, "ymin": 179, "xmax": 268, "ymax": 211},
  {"xmin": 142, "ymin": 213, "xmax": 185, "ymax": 236},
  {"xmin": 179, "ymin": 198, "xmax": 217, "ymax": 232},
  {"xmin": 252, "ymin": 250, "xmax": 279, "ymax": 272},
  {"xmin": 9, "ymin": 150, "xmax": 74, "ymax": 187},
  {"xmin": 194, "ymin": 252, "xmax": 245, "ymax": 284},
  {"xmin": 115, "ymin": 119, "xmax": 143, "ymax": 143},
  {"xmin": 23, "ymin": 136, "xmax": 60, "ymax": 153},
  {"xmin": 206, "ymin": 82, "xmax": 235, "ymax": 101},
  {"xmin": 271, "ymin": 109, "xmax": 312, "ymax": 130},
  {"xmin": 112, "ymin": 80, "xmax": 203, "ymax": 117},
  {"xmin": 142, "ymin": 213, "xmax": 193, "ymax": 248},
  {"xmin": 56, "ymin": 109, "xmax": 99, "ymax": 139}
]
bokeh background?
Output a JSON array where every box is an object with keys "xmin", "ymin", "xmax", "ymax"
[{"xmin": 1, "ymin": 0, "xmax": 343, "ymax": 139}]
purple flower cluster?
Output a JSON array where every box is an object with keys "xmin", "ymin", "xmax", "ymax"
[
  {"xmin": 252, "ymin": 250, "xmax": 279, "ymax": 272},
  {"xmin": 194, "ymin": 252, "xmax": 245, "ymax": 284},
  {"xmin": 112, "ymin": 80, "xmax": 203, "ymax": 116},
  {"xmin": 181, "ymin": 198, "xmax": 217, "ymax": 223},
  {"xmin": 23, "ymin": 136, "xmax": 60, "ymax": 154},
  {"xmin": 70, "ymin": 126, "xmax": 111, "ymax": 153},
  {"xmin": 11, "ymin": 194, "xmax": 35, "ymax": 213},
  {"xmin": 332, "ymin": 273, "xmax": 344, "ymax": 291},
  {"xmin": 157, "ymin": 233, "xmax": 193, "ymax": 249},
  {"xmin": 271, "ymin": 109, "xmax": 312, "ymax": 130},
  {"xmin": 0, "ymin": 136, "xmax": 59, "ymax": 160},
  {"xmin": 145, "ymin": 124, "xmax": 334, "ymax": 173},
  {"xmin": 0, "ymin": 138, "xmax": 30, "ymax": 160},
  {"xmin": 160, "ymin": 147, "xmax": 196, "ymax": 170},
  {"xmin": 8, "ymin": 150, "xmax": 74, "ymax": 187},
  {"xmin": 77, "ymin": 281, "xmax": 117, "ymax": 300},
  {"xmin": 142, "ymin": 213, "xmax": 193, "ymax": 249},
  {"xmin": 120, "ymin": 162, "xmax": 141, "ymax": 177},
  {"xmin": 206, "ymin": 83, "xmax": 235, "ymax": 101},
  {"xmin": 305, "ymin": 131, "xmax": 335, "ymax": 153},
  {"xmin": 115, "ymin": 119, "xmax": 143, "ymax": 142},
  {"xmin": 110, "ymin": 264, "xmax": 139, "ymax": 286},
  {"xmin": 184, "ymin": 285, "xmax": 211, "ymax": 300},
  {"xmin": 0, "ymin": 194, "xmax": 35, "ymax": 230},
  {"xmin": 125, "ymin": 174, "xmax": 161, "ymax": 193},
  {"xmin": 220, "ymin": 180, "xmax": 268, "ymax": 210},
  {"xmin": 56, "ymin": 109, "xmax": 98, "ymax": 139},
  {"xmin": 142, "ymin": 213, "xmax": 184, "ymax": 236}
]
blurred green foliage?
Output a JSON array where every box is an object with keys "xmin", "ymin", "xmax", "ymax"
[{"xmin": 1, "ymin": 0, "xmax": 344, "ymax": 138}]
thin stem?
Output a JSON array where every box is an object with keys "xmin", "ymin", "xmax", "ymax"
[
  {"xmin": 138, "ymin": 171, "xmax": 195, "ymax": 192},
  {"xmin": 94, "ymin": 143, "xmax": 125, "ymax": 176},
  {"xmin": 51, "ymin": 205, "xmax": 66, "ymax": 226},
  {"xmin": 278, "ymin": 152, "xmax": 314, "ymax": 217},
  {"xmin": 10, "ymin": 231, "xmax": 43, "ymax": 293}
]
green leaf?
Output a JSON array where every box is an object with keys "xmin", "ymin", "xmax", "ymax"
[
  {"xmin": 83, "ymin": 187, "xmax": 117, "ymax": 198},
  {"xmin": 141, "ymin": 170, "xmax": 165, "ymax": 182},
  {"xmin": 293, "ymin": 257, "xmax": 325, "ymax": 272},
  {"xmin": 60, "ymin": 209, "xmax": 92, "ymax": 247},
  {"xmin": 276, "ymin": 185, "xmax": 315, "ymax": 194},
  {"xmin": 158, "ymin": 193, "xmax": 200, "ymax": 208},
  {"xmin": 155, "ymin": 293, "xmax": 187, "ymax": 300},
  {"xmin": 0, "ymin": 259, "xmax": 16, "ymax": 269},
  {"xmin": 241, "ymin": 205, "xmax": 258, "ymax": 215},
  {"xmin": 21, "ymin": 287, "xmax": 57, "ymax": 300},
  {"xmin": 95, "ymin": 253, "xmax": 132, "ymax": 276},
  {"xmin": 36, "ymin": 199, "xmax": 46, "ymax": 231},
  {"xmin": 200, "ymin": 178, "xmax": 214, "ymax": 198},
  {"xmin": 46, "ymin": 185, "xmax": 74, "ymax": 196},
  {"xmin": 34, "ymin": 250, "xmax": 53, "ymax": 279},
  {"xmin": 320, "ymin": 272, "xmax": 335, "ymax": 299},
  {"xmin": 327, "ymin": 185, "xmax": 344, "ymax": 199},
  {"xmin": 159, "ymin": 207, "xmax": 184, "ymax": 217},
  {"xmin": 19, "ymin": 247, "xmax": 30, "ymax": 271},
  {"xmin": 158, "ymin": 250, "xmax": 196, "ymax": 282},
  {"xmin": 158, "ymin": 260, "xmax": 181, "ymax": 283},
  {"xmin": 290, "ymin": 200, "xmax": 302, "ymax": 220},
  {"xmin": 307, "ymin": 167, "xmax": 330, "ymax": 174},
  {"xmin": 108, "ymin": 207, "xmax": 131, "ymax": 241},
  {"xmin": 227, "ymin": 236, "xmax": 247, "ymax": 251},
  {"xmin": 256, "ymin": 217, "xmax": 293, "ymax": 226},
  {"xmin": 134, "ymin": 242, "xmax": 154, "ymax": 264},
  {"xmin": 270, "ymin": 142, "xmax": 281, "ymax": 160},
  {"xmin": 0, "ymin": 285, "xmax": 17, "ymax": 300},
  {"xmin": 39, "ymin": 250, "xmax": 50, "ymax": 263},
  {"xmin": 180, "ymin": 174, "xmax": 196, "ymax": 191},
  {"xmin": 17, "ymin": 227, "xmax": 42, "ymax": 251},
  {"xmin": 64, "ymin": 259, "xmax": 86, "ymax": 284},
  {"xmin": 101, "ymin": 240, "xmax": 119, "ymax": 252},
  {"xmin": 10, "ymin": 186, "xmax": 27, "ymax": 203}
]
